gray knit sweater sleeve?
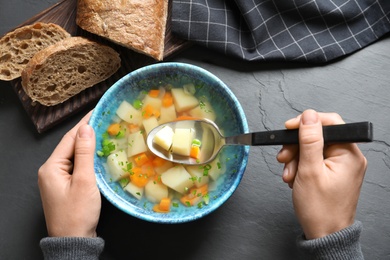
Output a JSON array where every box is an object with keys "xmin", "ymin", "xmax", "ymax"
[
  {"xmin": 297, "ymin": 221, "xmax": 364, "ymax": 259},
  {"xmin": 40, "ymin": 237, "xmax": 104, "ymax": 260}
]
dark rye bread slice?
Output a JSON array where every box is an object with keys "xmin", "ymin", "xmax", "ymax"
[
  {"xmin": 21, "ymin": 37, "xmax": 121, "ymax": 106},
  {"xmin": 0, "ymin": 22, "xmax": 71, "ymax": 81}
]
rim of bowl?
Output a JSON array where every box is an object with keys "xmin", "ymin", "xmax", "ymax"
[{"xmin": 89, "ymin": 62, "xmax": 249, "ymax": 223}]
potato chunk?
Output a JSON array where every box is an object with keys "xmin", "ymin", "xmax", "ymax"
[
  {"xmin": 159, "ymin": 105, "xmax": 176, "ymax": 124},
  {"xmin": 142, "ymin": 116, "xmax": 159, "ymax": 135},
  {"xmin": 172, "ymin": 128, "xmax": 194, "ymax": 156},
  {"xmin": 189, "ymin": 100, "xmax": 216, "ymax": 121},
  {"xmin": 106, "ymin": 150, "xmax": 130, "ymax": 181},
  {"xmin": 116, "ymin": 100, "xmax": 142, "ymax": 125},
  {"xmin": 124, "ymin": 182, "xmax": 144, "ymax": 200},
  {"xmin": 127, "ymin": 131, "xmax": 147, "ymax": 157},
  {"xmin": 208, "ymin": 157, "xmax": 224, "ymax": 181},
  {"xmin": 171, "ymin": 88, "xmax": 199, "ymax": 112},
  {"xmin": 145, "ymin": 180, "xmax": 169, "ymax": 203},
  {"xmin": 161, "ymin": 165, "xmax": 194, "ymax": 194},
  {"xmin": 185, "ymin": 165, "xmax": 210, "ymax": 187},
  {"xmin": 153, "ymin": 125, "xmax": 174, "ymax": 151}
]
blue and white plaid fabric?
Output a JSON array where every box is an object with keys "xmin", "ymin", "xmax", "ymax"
[{"xmin": 171, "ymin": 0, "xmax": 390, "ymax": 63}]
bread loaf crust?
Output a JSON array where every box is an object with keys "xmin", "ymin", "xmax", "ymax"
[
  {"xmin": 0, "ymin": 22, "xmax": 71, "ymax": 81},
  {"xmin": 21, "ymin": 37, "xmax": 121, "ymax": 106},
  {"xmin": 76, "ymin": 0, "xmax": 168, "ymax": 61}
]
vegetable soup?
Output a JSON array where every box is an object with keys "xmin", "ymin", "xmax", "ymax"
[{"xmin": 96, "ymin": 79, "xmax": 243, "ymax": 213}]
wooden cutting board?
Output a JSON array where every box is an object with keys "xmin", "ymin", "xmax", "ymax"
[{"xmin": 8, "ymin": 0, "xmax": 189, "ymax": 133}]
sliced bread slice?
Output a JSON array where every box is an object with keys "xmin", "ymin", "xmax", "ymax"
[
  {"xmin": 0, "ymin": 22, "xmax": 71, "ymax": 81},
  {"xmin": 21, "ymin": 36, "xmax": 121, "ymax": 106},
  {"xmin": 76, "ymin": 0, "xmax": 169, "ymax": 61}
]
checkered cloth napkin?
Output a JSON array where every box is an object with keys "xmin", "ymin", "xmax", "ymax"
[{"xmin": 171, "ymin": 0, "xmax": 390, "ymax": 63}]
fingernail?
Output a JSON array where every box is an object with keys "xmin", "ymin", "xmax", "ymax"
[
  {"xmin": 283, "ymin": 166, "xmax": 289, "ymax": 179},
  {"xmin": 79, "ymin": 125, "xmax": 93, "ymax": 138},
  {"xmin": 302, "ymin": 110, "xmax": 318, "ymax": 125}
]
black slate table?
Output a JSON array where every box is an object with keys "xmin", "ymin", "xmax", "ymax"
[{"xmin": 1, "ymin": 1, "xmax": 389, "ymax": 259}]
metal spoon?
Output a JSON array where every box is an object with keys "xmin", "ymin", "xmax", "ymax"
[{"xmin": 146, "ymin": 119, "xmax": 373, "ymax": 165}]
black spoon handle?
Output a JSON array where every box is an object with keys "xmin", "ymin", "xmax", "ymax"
[{"xmin": 251, "ymin": 122, "xmax": 373, "ymax": 146}]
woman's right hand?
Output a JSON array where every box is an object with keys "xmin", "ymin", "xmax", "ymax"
[{"xmin": 277, "ymin": 109, "xmax": 367, "ymax": 239}]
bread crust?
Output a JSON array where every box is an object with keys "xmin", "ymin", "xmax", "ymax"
[
  {"xmin": 76, "ymin": 0, "xmax": 168, "ymax": 61},
  {"xmin": 0, "ymin": 22, "xmax": 71, "ymax": 81},
  {"xmin": 21, "ymin": 37, "xmax": 121, "ymax": 106}
]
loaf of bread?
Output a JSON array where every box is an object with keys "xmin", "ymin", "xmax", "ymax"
[
  {"xmin": 76, "ymin": 0, "xmax": 169, "ymax": 61},
  {"xmin": 0, "ymin": 22, "xmax": 71, "ymax": 81},
  {"xmin": 21, "ymin": 37, "xmax": 121, "ymax": 106}
]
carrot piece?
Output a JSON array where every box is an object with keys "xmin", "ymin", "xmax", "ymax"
[
  {"xmin": 142, "ymin": 104, "xmax": 154, "ymax": 119},
  {"xmin": 134, "ymin": 153, "xmax": 149, "ymax": 166},
  {"xmin": 152, "ymin": 174, "xmax": 163, "ymax": 184},
  {"xmin": 152, "ymin": 157, "xmax": 166, "ymax": 167},
  {"xmin": 180, "ymin": 184, "xmax": 208, "ymax": 207},
  {"xmin": 153, "ymin": 108, "xmax": 161, "ymax": 118},
  {"xmin": 142, "ymin": 162, "xmax": 155, "ymax": 177},
  {"xmin": 159, "ymin": 198, "xmax": 171, "ymax": 212},
  {"xmin": 152, "ymin": 198, "xmax": 171, "ymax": 213},
  {"xmin": 153, "ymin": 204, "xmax": 169, "ymax": 213},
  {"xmin": 162, "ymin": 92, "xmax": 173, "ymax": 107},
  {"xmin": 142, "ymin": 104, "xmax": 161, "ymax": 119},
  {"xmin": 190, "ymin": 146, "xmax": 200, "ymax": 159},
  {"xmin": 175, "ymin": 116, "xmax": 200, "ymax": 121},
  {"xmin": 127, "ymin": 123, "xmax": 140, "ymax": 133},
  {"xmin": 107, "ymin": 123, "xmax": 121, "ymax": 136},
  {"xmin": 149, "ymin": 89, "xmax": 160, "ymax": 98},
  {"xmin": 129, "ymin": 167, "xmax": 148, "ymax": 187}
]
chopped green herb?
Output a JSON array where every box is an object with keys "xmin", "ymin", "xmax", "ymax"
[
  {"xmin": 202, "ymin": 164, "xmax": 212, "ymax": 176},
  {"xmin": 172, "ymin": 202, "xmax": 179, "ymax": 208},
  {"xmin": 191, "ymin": 139, "xmax": 201, "ymax": 147},
  {"xmin": 122, "ymin": 161, "xmax": 132, "ymax": 172},
  {"xmin": 217, "ymin": 162, "xmax": 221, "ymax": 169},
  {"xmin": 102, "ymin": 132, "xmax": 109, "ymax": 140},
  {"xmin": 185, "ymin": 201, "xmax": 191, "ymax": 207},
  {"xmin": 133, "ymin": 99, "xmax": 143, "ymax": 109},
  {"xmin": 116, "ymin": 129, "xmax": 126, "ymax": 139},
  {"xmin": 203, "ymin": 194, "xmax": 210, "ymax": 205},
  {"xmin": 119, "ymin": 178, "xmax": 130, "ymax": 188},
  {"xmin": 199, "ymin": 100, "xmax": 212, "ymax": 113},
  {"xmin": 100, "ymin": 139, "xmax": 116, "ymax": 157}
]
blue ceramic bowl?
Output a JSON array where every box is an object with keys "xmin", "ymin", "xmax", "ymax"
[{"xmin": 89, "ymin": 62, "xmax": 249, "ymax": 223}]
